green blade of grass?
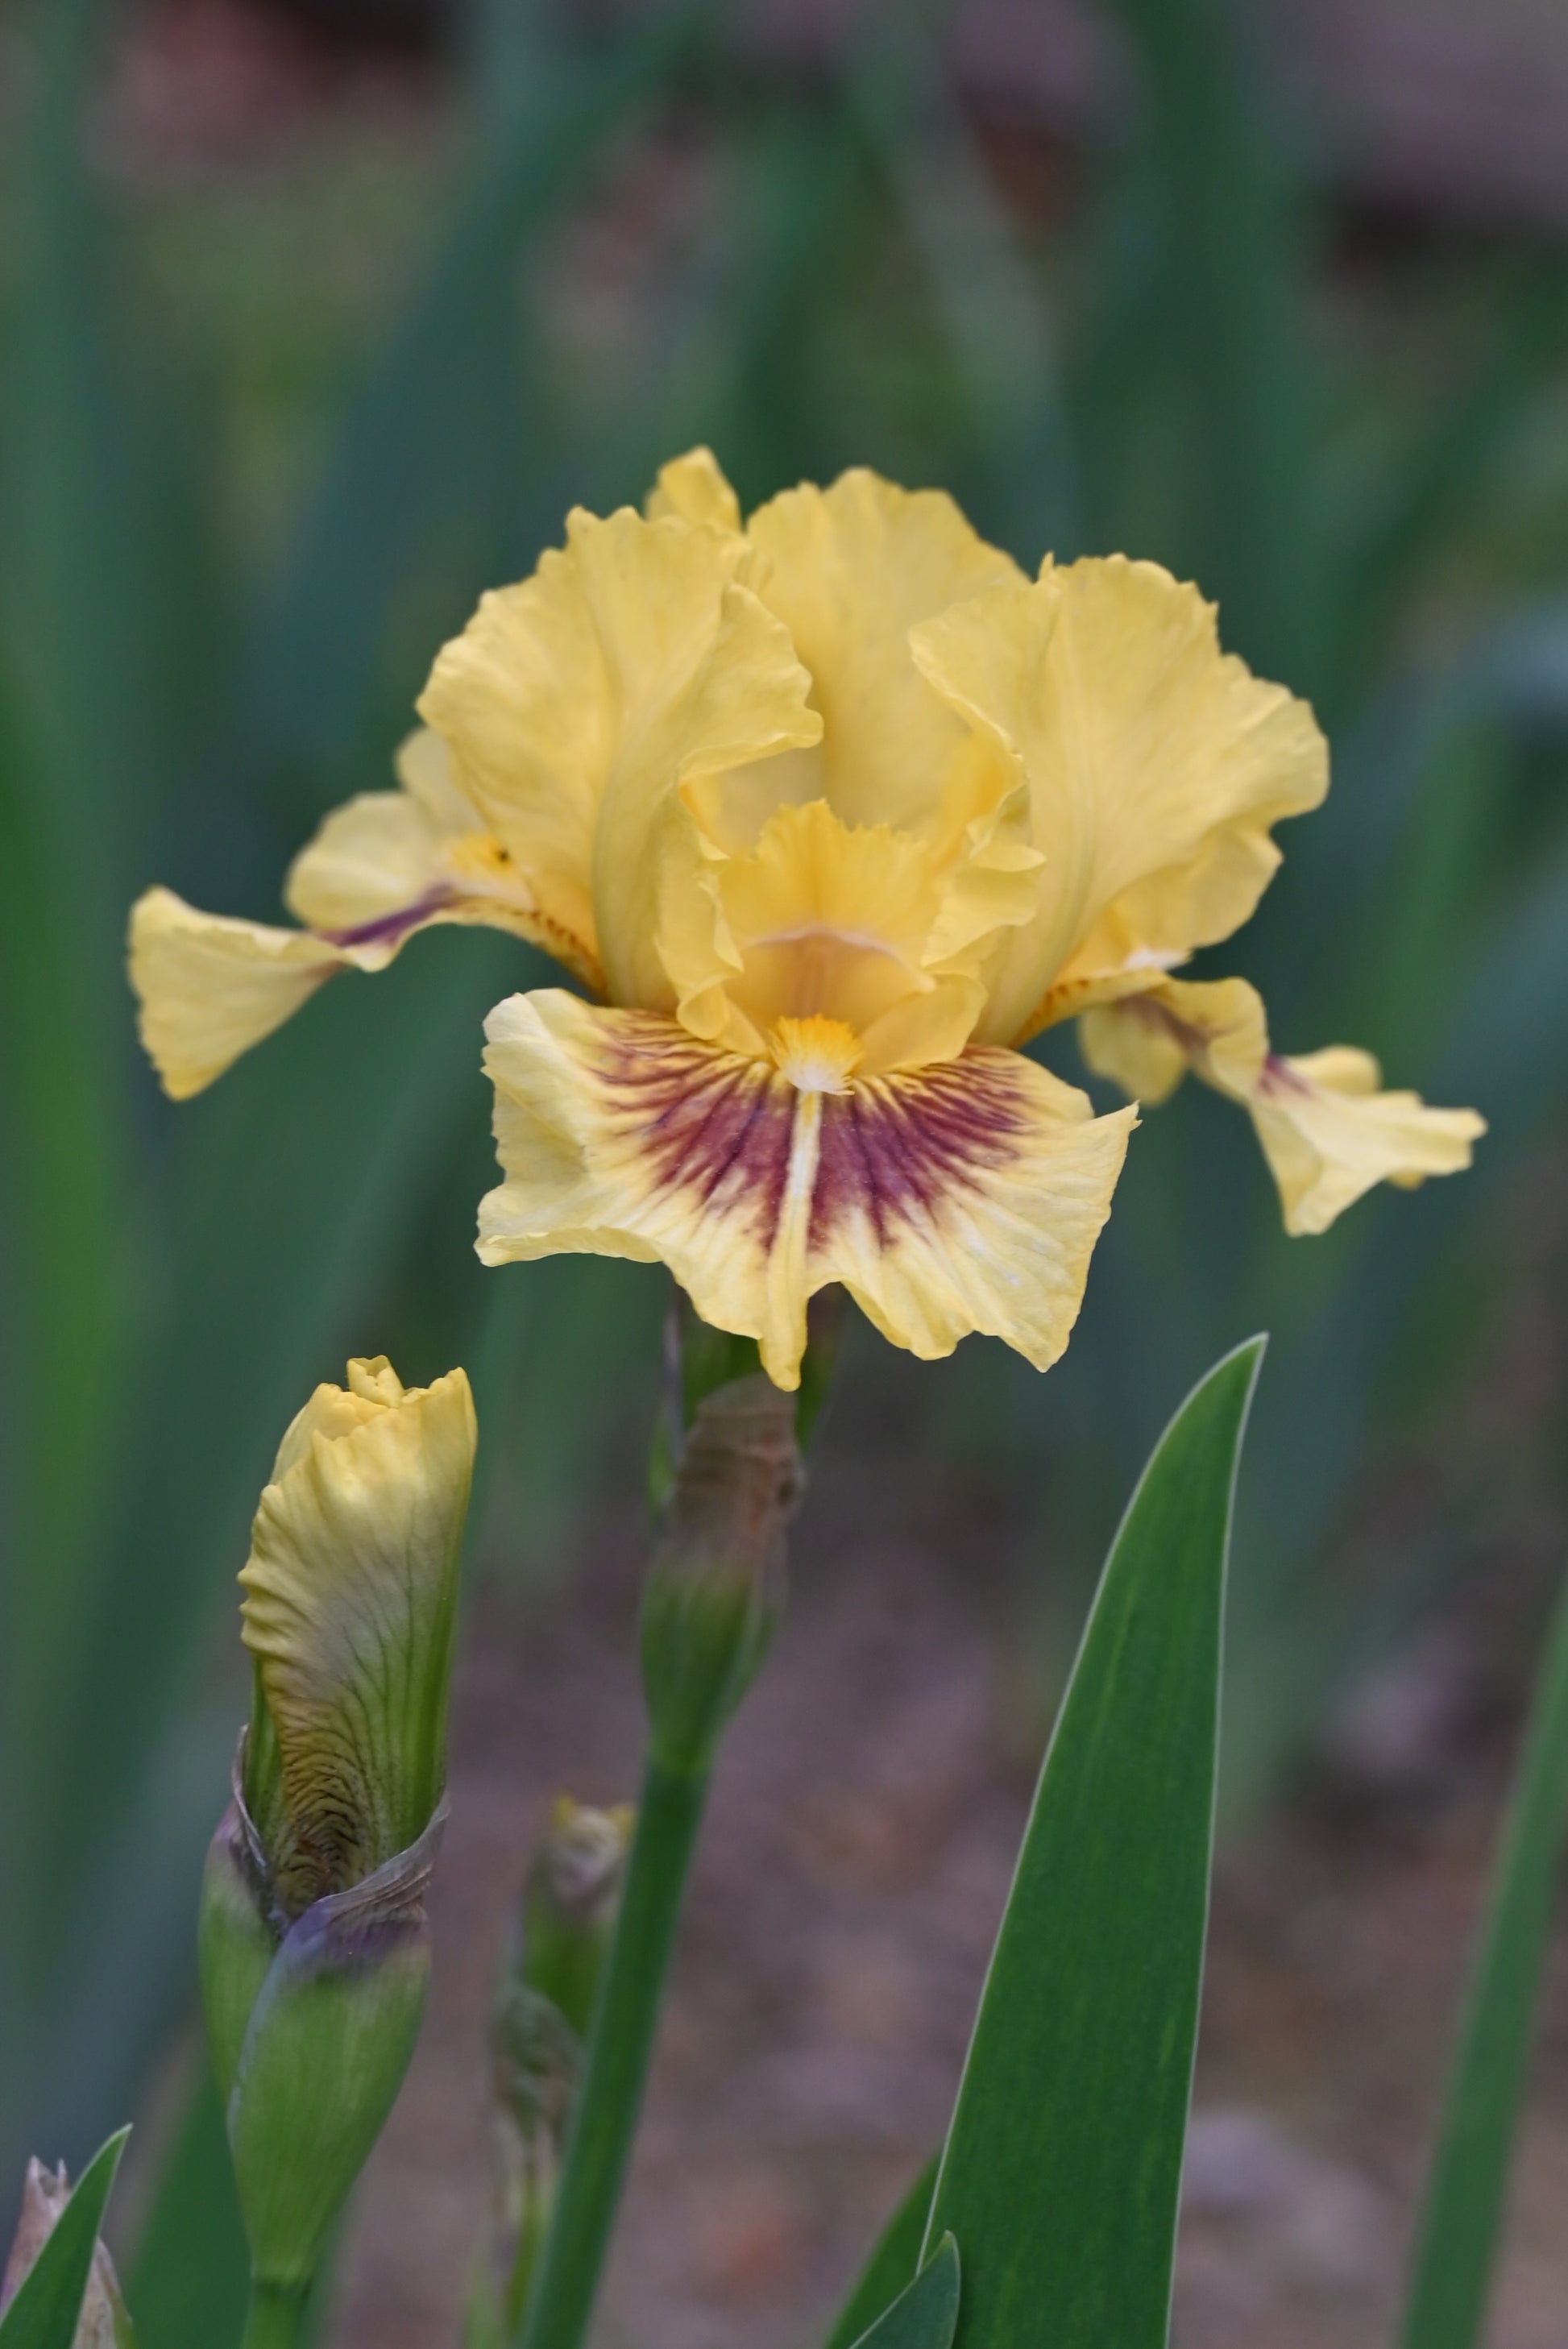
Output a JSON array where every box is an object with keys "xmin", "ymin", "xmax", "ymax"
[
  {"xmin": 823, "ymin": 2159, "xmax": 938, "ymax": 2349},
  {"xmin": 1398, "ymin": 1563, "xmax": 1568, "ymax": 2349},
  {"xmin": 0, "ymin": 2127, "xmax": 130, "ymax": 2349},
  {"xmin": 924, "ymin": 1338, "xmax": 1264, "ymax": 2349}
]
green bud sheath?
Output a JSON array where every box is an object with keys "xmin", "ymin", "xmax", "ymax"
[
  {"xmin": 198, "ymin": 1799, "xmax": 277, "ymax": 2106},
  {"xmin": 227, "ymin": 1803, "xmax": 446, "ymax": 2289},
  {"xmin": 640, "ymin": 1373, "xmax": 801, "ymax": 1774},
  {"xmin": 472, "ymin": 1802, "xmax": 633, "ymax": 2340},
  {"xmin": 512, "ymin": 1800, "xmax": 632, "ymax": 2041}
]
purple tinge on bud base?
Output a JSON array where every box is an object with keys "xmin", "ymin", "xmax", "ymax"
[{"xmin": 202, "ymin": 1742, "xmax": 449, "ymax": 2291}]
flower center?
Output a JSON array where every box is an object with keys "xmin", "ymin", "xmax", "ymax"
[
  {"xmin": 769, "ymin": 1015, "xmax": 863, "ymax": 1094},
  {"xmin": 736, "ymin": 927, "xmax": 920, "ymax": 1040}
]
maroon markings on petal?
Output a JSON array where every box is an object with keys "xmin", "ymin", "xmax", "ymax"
[
  {"xmin": 812, "ymin": 1051, "xmax": 1032, "ymax": 1248},
  {"xmin": 596, "ymin": 1016, "xmax": 796, "ymax": 1247},
  {"xmin": 1259, "ymin": 1052, "xmax": 1310, "ymax": 1098},
  {"xmin": 320, "ymin": 888, "xmax": 456, "ymax": 950}
]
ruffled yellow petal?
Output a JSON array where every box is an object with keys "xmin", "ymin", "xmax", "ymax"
[
  {"xmin": 419, "ymin": 506, "xmax": 820, "ymax": 1008},
  {"xmin": 644, "ymin": 446, "xmax": 742, "ymax": 533},
  {"xmin": 912, "ymin": 557, "xmax": 1328, "ymax": 1044},
  {"xmin": 1251, "ymin": 1050, "xmax": 1487, "ymax": 1235},
  {"xmin": 664, "ymin": 798, "xmax": 960, "ymax": 1056},
  {"xmin": 129, "ymin": 886, "xmax": 352, "ymax": 1100},
  {"xmin": 240, "ymin": 1358, "xmax": 476, "ymax": 1909},
  {"xmin": 656, "ymin": 795, "xmax": 1014, "ymax": 1077},
  {"xmin": 810, "ymin": 1052, "xmax": 1135, "ymax": 1373},
  {"xmin": 477, "ymin": 990, "xmax": 1134, "ymax": 1389},
  {"xmin": 270, "ymin": 1352, "xmax": 408, "ymax": 1480},
  {"xmin": 732, "ymin": 468, "xmax": 1023, "ymax": 842},
  {"xmin": 1080, "ymin": 977, "xmax": 1485, "ymax": 1234}
]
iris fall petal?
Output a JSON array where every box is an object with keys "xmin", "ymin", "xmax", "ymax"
[
  {"xmin": 1081, "ymin": 977, "xmax": 1486, "ymax": 1234},
  {"xmin": 478, "ymin": 990, "xmax": 1134, "ymax": 1390}
]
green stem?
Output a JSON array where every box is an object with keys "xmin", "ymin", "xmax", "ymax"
[
  {"xmin": 514, "ymin": 1755, "xmax": 708, "ymax": 2349},
  {"xmin": 241, "ymin": 2279, "xmax": 310, "ymax": 2349}
]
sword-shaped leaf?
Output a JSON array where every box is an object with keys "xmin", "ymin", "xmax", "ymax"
[
  {"xmin": 924, "ymin": 1338, "xmax": 1264, "ymax": 2349},
  {"xmin": 0, "ymin": 2130, "xmax": 131, "ymax": 2349},
  {"xmin": 848, "ymin": 2239, "xmax": 960, "ymax": 2349}
]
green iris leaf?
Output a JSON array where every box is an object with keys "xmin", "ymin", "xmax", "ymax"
[{"xmin": 923, "ymin": 1337, "xmax": 1263, "ymax": 2349}]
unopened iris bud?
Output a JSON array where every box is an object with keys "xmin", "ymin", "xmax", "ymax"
[
  {"xmin": 469, "ymin": 1799, "xmax": 632, "ymax": 2344},
  {"xmin": 504, "ymin": 1795, "xmax": 633, "ymax": 2043},
  {"xmin": 199, "ymin": 1355, "xmax": 476, "ymax": 2306},
  {"xmin": 1, "ymin": 2158, "xmax": 135, "ymax": 2347},
  {"xmin": 640, "ymin": 1368, "xmax": 802, "ymax": 1775}
]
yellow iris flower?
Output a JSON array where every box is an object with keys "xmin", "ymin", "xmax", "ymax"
[{"xmin": 129, "ymin": 449, "xmax": 1483, "ymax": 1389}]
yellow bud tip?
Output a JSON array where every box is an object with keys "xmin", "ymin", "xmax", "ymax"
[{"xmin": 769, "ymin": 1015, "xmax": 862, "ymax": 1094}]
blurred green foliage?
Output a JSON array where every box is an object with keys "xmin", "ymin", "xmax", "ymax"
[{"xmin": 1, "ymin": 0, "xmax": 1566, "ymax": 2218}]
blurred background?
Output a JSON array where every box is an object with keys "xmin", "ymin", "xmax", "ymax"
[{"xmin": 1, "ymin": 0, "xmax": 1567, "ymax": 2340}]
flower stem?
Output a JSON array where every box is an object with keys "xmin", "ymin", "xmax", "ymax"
[
  {"xmin": 514, "ymin": 1754, "xmax": 708, "ymax": 2349},
  {"xmin": 241, "ymin": 2279, "xmax": 310, "ymax": 2349}
]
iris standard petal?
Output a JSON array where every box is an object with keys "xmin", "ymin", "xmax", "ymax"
[
  {"xmin": 477, "ymin": 990, "xmax": 1134, "ymax": 1390},
  {"xmin": 1080, "ymin": 976, "xmax": 1485, "ymax": 1235},
  {"xmin": 661, "ymin": 798, "xmax": 956, "ymax": 1056},
  {"xmin": 913, "ymin": 556, "xmax": 1328, "ymax": 1044},
  {"xmin": 420, "ymin": 505, "xmax": 820, "ymax": 1009},
  {"xmin": 738, "ymin": 468, "xmax": 1023, "ymax": 840},
  {"xmin": 655, "ymin": 795, "xmax": 1025, "ymax": 1074},
  {"xmin": 644, "ymin": 445, "xmax": 743, "ymax": 533}
]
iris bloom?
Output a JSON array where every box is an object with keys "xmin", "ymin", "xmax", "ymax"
[{"xmin": 131, "ymin": 450, "xmax": 1482, "ymax": 1389}]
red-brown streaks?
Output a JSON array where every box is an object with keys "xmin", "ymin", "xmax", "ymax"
[
  {"xmin": 585, "ymin": 1023, "xmax": 1035, "ymax": 1266},
  {"xmin": 1258, "ymin": 1052, "xmax": 1310, "ymax": 1098},
  {"xmin": 812, "ymin": 1052, "xmax": 1030, "ymax": 1248},
  {"xmin": 597, "ymin": 1020, "xmax": 794, "ymax": 1243}
]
